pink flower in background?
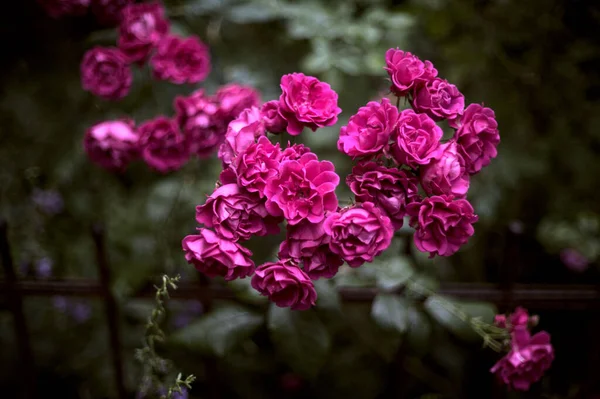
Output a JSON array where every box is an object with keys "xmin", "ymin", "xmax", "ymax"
[
  {"xmin": 234, "ymin": 136, "xmax": 281, "ymax": 197},
  {"xmin": 346, "ymin": 161, "xmax": 419, "ymax": 229},
  {"xmin": 324, "ymin": 202, "xmax": 393, "ymax": 267},
  {"xmin": 195, "ymin": 183, "xmax": 280, "ymax": 241},
  {"xmin": 494, "ymin": 314, "xmax": 507, "ymax": 329},
  {"xmin": 215, "ymin": 84, "xmax": 261, "ymax": 123},
  {"xmin": 491, "ymin": 326, "xmax": 554, "ymax": 391},
  {"xmin": 138, "ymin": 116, "xmax": 190, "ymax": 173},
  {"xmin": 338, "ymin": 98, "xmax": 398, "ymax": 159},
  {"xmin": 81, "ymin": 47, "xmax": 132, "ymax": 100},
  {"xmin": 251, "ymin": 260, "xmax": 317, "ymax": 310},
  {"xmin": 455, "ymin": 103, "xmax": 500, "ymax": 174},
  {"xmin": 407, "ymin": 195, "xmax": 478, "ymax": 257},
  {"xmin": 38, "ymin": 0, "xmax": 90, "ymax": 18},
  {"xmin": 174, "ymin": 90, "xmax": 225, "ymax": 157},
  {"xmin": 182, "ymin": 229, "xmax": 254, "ymax": 281},
  {"xmin": 412, "ymin": 77, "xmax": 465, "ymax": 122},
  {"xmin": 218, "ymin": 107, "xmax": 265, "ymax": 166},
  {"xmin": 278, "ymin": 73, "xmax": 342, "ymax": 135},
  {"xmin": 84, "ymin": 119, "xmax": 139, "ymax": 171},
  {"xmin": 151, "ymin": 35, "xmax": 211, "ymax": 84},
  {"xmin": 391, "ymin": 109, "xmax": 443, "ymax": 167},
  {"xmin": 117, "ymin": 2, "xmax": 169, "ymax": 63},
  {"xmin": 560, "ymin": 248, "xmax": 590, "ymax": 273},
  {"xmin": 279, "ymin": 219, "xmax": 343, "ymax": 280},
  {"xmin": 261, "ymin": 100, "xmax": 288, "ymax": 133},
  {"xmin": 91, "ymin": 0, "xmax": 133, "ymax": 25},
  {"xmin": 420, "ymin": 142, "xmax": 470, "ymax": 198},
  {"xmin": 264, "ymin": 152, "xmax": 339, "ymax": 225},
  {"xmin": 385, "ymin": 48, "xmax": 437, "ymax": 96}
]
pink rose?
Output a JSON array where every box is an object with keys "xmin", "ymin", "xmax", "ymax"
[
  {"xmin": 182, "ymin": 229, "xmax": 254, "ymax": 281},
  {"xmin": 278, "ymin": 73, "xmax": 342, "ymax": 136},
  {"xmin": 260, "ymin": 100, "xmax": 288, "ymax": 133},
  {"xmin": 494, "ymin": 314, "xmax": 507, "ymax": 328},
  {"xmin": 509, "ymin": 307, "xmax": 530, "ymax": 328},
  {"xmin": 218, "ymin": 107, "xmax": 265, "ymax": 166},
  {"xmin": 138, "ymin": 116, "xmax": 190, "ymax": 173},
  {"xmin": 420, "ymin": 142, "xmax": 470, "ymax": 198},
  {"xmin": 412, "ymin": 78, "xmax": 465, "ymax": 122},
  {"xmin": 337, "ymin": 98, "xmax": 399, "ymax": 159},
  {"xmin": 151, "ymin": 35, "xmax": 211, "ymax": 84},
  {"xmin": 233, "ymin": 136, "xmax": 281, "ymax": 197},
  {"xmin": 91, "ymin": 0, "xmax": 133, "ymax": 25},
  {"xmin": 391, "ymin": 109, "xmax": 443, "ymax": 167},
  {"xmin": 324, "ymin": 202, "xmax": 393, "ymax": 267},
  {"xmin": 455, "ymin": 103, "xmax": 500, "ymax": 174},
  {"xmin": 280, "ymin": 143, "xmax": 311, "ymax": 162},
  {"xmin": 264, "ymin": 152, "xmax": 339, "ymax": 225},
  {"xmin": 38, "ymin": 0, "xmax": 90, "ymax": 18},
  {"xmin": 117, "ymin": 2, "xmax": 169, "ymax": 63},
  {"xmin": 346, "ymin": 161, "xmax": 419, "ymax": 229},
  {"xmin": 195, "ymin": 183, "xmax": 280, "ymax": 241},
  {"xmin": 81, "ymin": 47, "xmax": 132, "ymax": 100},
  {"xmin": 251, "ymin": 260, "xmax": 317, "ymax": 310},
  {"xmin": 174, "ymin": 89, "xmax": 225, "ymax": 157},
  {"xmin": 84, "ymin": 119, "xmax": 139, "ymax": 171},
  {"xmin": 407, "ymin": 195, "xmax": 478, "ymax": 257},
  {"xmin": 215, "ymin": 84, "xmax": 261, "ymax": 123},
  {"xmin": 384, "ymin": 48, "xmax": 437, "ymax": 96},
  {"xmin": 279, "ymin": 219, "xmax": 343, "ymax": 280},
  {"xmin": 491, "ymin": 327, "xmax": 554, "ymax": 391}
]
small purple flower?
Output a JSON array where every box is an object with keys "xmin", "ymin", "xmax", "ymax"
[
  {"xmin": 560, "ymin": 248, "xmax": 590, "ymax": 273},
  {"xmin": 53, "ymin": 296, "xmax": 69, "ymax": 312},
  {"xmin": 32, "ymin": 189, "xmax": 64, "ymax": 215},
  {"xmin": 71, "ymin": 302, "xmax": 92, "ymax": 323},
  {"xmin": 35, "ymin": 257, "xmax": 53, "ymax": 278}
]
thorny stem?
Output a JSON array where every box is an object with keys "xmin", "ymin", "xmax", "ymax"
[{"xmin": 135, "ymin": 275, "xmax": 196, "ymax": 398}]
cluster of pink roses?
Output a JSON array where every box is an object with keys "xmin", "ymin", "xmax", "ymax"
[
  {"xmin": 80, "ymin": 1, "xmax": 211, "ymax": 101},
  {"xmin": 491, "ymin": 307, "xmax": 554, "ymax": 390},
  {"xmin": 84, "ymin": 84, "xmax": 261, "ymax": 172},
  {"xmin": 339, "ymin": 48, "xmax": 500, "ymax": 257},
  {"xmin": 38, "ymin": 0, "xmax": 132, "ymax": 25}
]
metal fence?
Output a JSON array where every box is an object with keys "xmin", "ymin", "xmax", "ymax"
[{"xmin": 2, "ymin": 219, "xmax": 600, "ymax": 399}]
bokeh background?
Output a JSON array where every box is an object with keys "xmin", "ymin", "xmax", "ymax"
[{"xmin": 1, "ymin": 0, "xmax": 600, "ymax": 398}]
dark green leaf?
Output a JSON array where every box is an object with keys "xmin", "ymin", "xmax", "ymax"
[
  {"xmin": 374, "ymin": 256, "xmax": 414, "ymax": 290},
  {"xmin": 170, "ymin": 304, "xmax": 263, "ymax": 356},
  {"xmin": 267, "ymin": 304, "xmax": 331, "ymax": 378},
  {"xmin": 371, "ymin": 294, "xmax": 408, "ymax": 334},
  {"xmin": 406, "ymin": 304, "xmax": 432, "ymax": 355},
  {"xmin": 424, "ymin": 296, "xmax": 496, "ymax": 342}
]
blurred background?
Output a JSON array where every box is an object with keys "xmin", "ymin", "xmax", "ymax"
[{"xmin": 1, "ymin": 0, "xmax": 600, "ymax": 398}]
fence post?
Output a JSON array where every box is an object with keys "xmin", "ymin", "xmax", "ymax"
[
  {"xmin": 92, "ymin": 223, "xmax": 127, "ymax": 399},
  {"xmin": 0, "ymin": 221, "xmax": 36, "ymax": 399}
]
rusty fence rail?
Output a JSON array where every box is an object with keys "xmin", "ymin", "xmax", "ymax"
[{"xmin": 1, "ymin": 220, "xmax": 600, "ymax": 398}]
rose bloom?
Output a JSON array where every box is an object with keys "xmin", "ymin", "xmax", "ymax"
[
  {"xmin": 195, "ymin": 183, "xmax": 280, "ymax": 241},
  {"xmin": 38, "ymin": 0, "xmax": 90, "ymax": 18},
  {"xmin": 174, "ymin": 89, "xmax": 225, "ymax": 157},
  {"xmin": 324, "ymin": 202, "xmax": 394, "ymax": 267},
  {"xmin": 338, "ymin": 98, "xmax": 399, "ymax": 159},
  {"xmin": 182, "ymin": 229, "xmax": 254, "ymax": 281},
  {"xmin": 151, "ymin": 35, "xmax": 211, "ymax": 84},
  {"xmin": 117, "ymin": 2, "xmax": 169, "ymax": 63},
  {"xmin": 280, "ymin": 143, "xmax": 311, "ymax": 162},
  {"xmin": 264, "ymin": 152, "xmax": 339, "ymax": 225},
  {"xmin": 260, "ymin": 100, "xmax": 288, "ymax": 133},
  {"xmin": 407, "ymin": 195, "xmax": 478, "ymax": 257},
  {"xmin": 491, "ymin": 326, "xmax": 554, "ymax": 391},
  {"xmin": 138, "ymin": 116, "xmax": 190, "ymax": 173},
  {"xmin": 91, "ymin": 0, "xmax": 133, "ymax": 25},
  {"xmin": 420, "ymin": 141, "xmax": 470, "ymax": 198},
  {"xmin": 391, "ymin": 109, "xmax": 443, "ymax": 167},
  {"xmin": 81, "ymin": 47, "xmax": 132, "ymax": 100},
  {"xmin": 234, "ymin": 136, "xmax": 282, "ymax": 197},
  {"xmin": 84, "ymin": 119, "xmax": 139, "ymax": 171},
  {"xmin": 346, "ymin": 161, "xmax": 419, "ymax": 229},
  {"xmin": 218, "ymin": 107, "xmax": 265, "ymax": 166},
  {"xmin": 251, "ymin": 260, "xmax": 317, "ymax": 310},
  {"xmin": 412, "ymin": 77, "xmax": 465, "ymax": 122},
  {"xmin": 215, "ymin": 84, "xmax": 261, "ymax": 123},
  {"xmin": 279, "ymin": 219, "xmax": 343, "ymax": 280},
  {"xmin": 455, "ymin": 103, "xmax": 500, "ymax": 174},
  {"xmin": 384, "ymin": 48, "xmax": 437, "ymax": 96},
  {"xmin": 278, "ymin": 73, "xmax": 342, "ymax": 135}
]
